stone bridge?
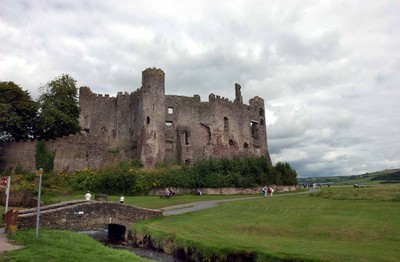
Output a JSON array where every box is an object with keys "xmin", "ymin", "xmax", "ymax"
[{"xmin": 16, "ymin": 200, "xmax": 162, "ymax": 239}]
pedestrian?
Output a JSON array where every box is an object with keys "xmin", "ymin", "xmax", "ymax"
[
  {"xmin": 267, "ymin": 186, "xmax": 271, "ymax": 196},
  {"xmin": 164, "ymin": 187, "xmax": 171, "ymax": 198},
  {"xmin": 270, "ymin": 187, "xmax": 274, "ymax": 196},
  {"xmin": 262, "ymin": 185, "xmax": 267, "ymax": 197},
  {"xmin": 120, "ymin": 196, "xmax": 125, "ymax": 204},
  {"xmin": 85, "ymin": 191, "xmax": 91, "ymax": 201}
]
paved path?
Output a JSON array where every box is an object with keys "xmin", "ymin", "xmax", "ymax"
[
  {"xmin": 0, "ymin": 228, "xmax": 23, "ymax": 254},
  {"xmin": 162, "ymin": 189, "xmax": 317, "ymax": 216}
]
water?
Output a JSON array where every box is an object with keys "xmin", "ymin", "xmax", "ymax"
[{"xmin": 79, "ymin": 229, "xmax": 180, "ymax": 262}]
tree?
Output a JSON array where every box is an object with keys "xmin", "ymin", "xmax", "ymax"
[
  {"xmin": 275, "ymin": 161, "xmax": 298, "ymax": 185},
  {"xmin": 0, "ymin": 81, "xmax": 38, "ymax": 141},
  {"xmin": 36, "ymin": 74, "xmax": 80, "ymax": 139}
]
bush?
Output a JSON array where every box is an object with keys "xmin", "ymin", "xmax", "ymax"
[{"xmin": 8, "ymin": 157, "xmax": 298, "ymax": 195}]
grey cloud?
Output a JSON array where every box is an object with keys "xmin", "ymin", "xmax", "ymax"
[{"xmin": 1, "ymin": 0, "xmax": 399, "ymax": 177}]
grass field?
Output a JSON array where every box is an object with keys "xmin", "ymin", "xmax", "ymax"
[
  {"xmin": 2, "ymin": 186, "xmax": 399, "ymax": 261},
  {"xmin": 1, "ymin": 229, "xmax": 150, "ymax": 262},
  {"xmin": 131, "ymin": 185, "xmax": 400, "ymax": 261}
]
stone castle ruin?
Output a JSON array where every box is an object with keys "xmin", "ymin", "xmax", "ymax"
[{"xmin": 1, "ymin": 68, "xmax": 271, "ymax": 173}]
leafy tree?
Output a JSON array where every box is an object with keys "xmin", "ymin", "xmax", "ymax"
[
  {"xmin": 0, "ymin": 81, "xmax": 38, "ymax": 141},
  {"xmin": 36, "ymin": 74, "xmax": 80, "ymax": 139},
  {"xmin": 275, "ymin": 161, "xmax": 298, "ymax": 185}
]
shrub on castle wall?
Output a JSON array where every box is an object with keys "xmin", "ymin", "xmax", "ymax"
[
  {"xmin": 6, "ymin": 157, "xmax": 298, "ymax": 196},
  {"xmin": 35, "ymin": 141, "xmax": 54, "ymax": 172}
]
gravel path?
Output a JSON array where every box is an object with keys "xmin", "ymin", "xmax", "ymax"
[{"xmin": 162, "ymin": 189, "xmax": 317, "ymax": 216}]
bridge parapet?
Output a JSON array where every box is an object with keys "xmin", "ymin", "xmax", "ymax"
[{"xmin": 18, "ymin": 201, "xmax": 162, "ymax": 230}]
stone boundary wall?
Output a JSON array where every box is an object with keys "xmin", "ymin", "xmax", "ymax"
[
  {"xmin": 17, "ymin": 201, "xmax": 162, "ymax": 230},
  {"xmin": 151, "ymin": 185, "xmax": 299, "ymax": 196}
]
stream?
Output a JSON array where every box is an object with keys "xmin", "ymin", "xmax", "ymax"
[{"xmin": 79, "ymin": 229, "xmax": 183, "ymax": 262}]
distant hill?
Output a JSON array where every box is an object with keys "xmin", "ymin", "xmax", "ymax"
[{"xmin": 298, "ymin": 169, "xmax": 400, "ymax": 186}]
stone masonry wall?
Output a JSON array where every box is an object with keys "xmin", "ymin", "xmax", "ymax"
[
  {"xmin": 17, "ymin": 200, "xmax": 162, "ymax": 230},
  {"xmin": 0, "ymin": 68, "xmax": 271, "ymax": 172},
  {"xmin": 151, "ymin": 185, "xmax": 299, "ymax": 196}
]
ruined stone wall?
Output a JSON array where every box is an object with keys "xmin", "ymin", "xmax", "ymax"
[
  {"xmin": 0, "ymin": 135, "xmax": 132, "ymax": 173},
  {"xmin": 79, "ymin": 87, "xmax": 118, "ymax": 145},
  {"xmin": 0, "ymin": 68, "xmax": 271, "ymax": 172},
  {"xmin": 164, "ymin": 88, "xmax": 269, "ymax": 164},
  {"xmin": 0, "ymin": 140, "xmax": 37, "ymax": 173}
]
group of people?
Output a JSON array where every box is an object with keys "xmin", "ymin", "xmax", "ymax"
[
  {"xmin": 84, "ymin": 191, "xmax": 124, "ymax": 204},
  {"xmin": 162, "ymin": 187, "xmax": 175, "ymax": 198},
  {"xmin": 261, "ymin": 185, "xmax": 274, "ymax": 197}
]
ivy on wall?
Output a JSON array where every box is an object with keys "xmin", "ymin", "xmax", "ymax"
[{"xmin": 35, "ymin": 140, "xmax": 55, "ymax": 172}]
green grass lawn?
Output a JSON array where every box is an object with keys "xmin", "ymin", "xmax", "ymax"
[
  {"xmin": 132, "ymin": 185, "xmax": 400, "ymax": 261},
  {"xmin": 1, "ymin": 229, "xmax": 150, "ymax": 262},
  {"xmin": 2, "ymin": 186, "xmax": 399, "ymax": 261}
]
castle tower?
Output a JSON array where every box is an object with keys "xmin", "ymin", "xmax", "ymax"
[
  {"xmin": 139, "ymin": 68, "xmax": 166, "ymax": 167},
  {"xmin": 249, "ymin": 96, "xmax": 271, "ymax": 165}
]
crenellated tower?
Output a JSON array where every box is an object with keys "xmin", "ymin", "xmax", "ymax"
[
  {"xmin": 249, "ymin": 96, "xmax": 270, "ymax": 163},
  {"xmin": 139, "ymin": 68, "xmax": 166, "ymax": 167}
]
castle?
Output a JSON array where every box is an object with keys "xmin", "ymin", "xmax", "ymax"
[{"xmin": 0, "ymin": 68, "xmax": 271, "ymax": 173}]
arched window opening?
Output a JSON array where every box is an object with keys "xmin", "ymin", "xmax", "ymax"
[
  {"xmin": 224, "ymin": 117, "xmax": 229, "ymax": 131},
  {"xmin": 260, "ymin": 118, "xmax": 264, "ymax": 126},
  {"xmin": 146, "ymin": 116, "xmax": 150, "ymax": 124}
]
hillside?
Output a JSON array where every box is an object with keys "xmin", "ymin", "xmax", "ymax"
[{"xmin": 298, "ymin": 169, "xmax": 400, "ymax": 186}]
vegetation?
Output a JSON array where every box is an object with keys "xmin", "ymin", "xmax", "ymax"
[
  {"xmin": 298, "ymin": 169, "xmax": 400, "ymax": 186},
  {"xmin": 1, "ymin": 229, "xmax": 150, "ymax": 262},
  {"xmin": 35, "ymin": 74, "xmax": 81, "ymax": 139},
  {"xmin": 35, "ymin": 141, "xmax": 55, "ymax": 172},
  {"xmin": 0, "ymin": 81, "xmax": 38, "ymax": 142},
  {"xmin": 5, "ymin": 158, "xmax": 297, "ymax": 196},
  {"xmin": 131, "ymin": 185, "xmax": 400, "ymax": 261}
]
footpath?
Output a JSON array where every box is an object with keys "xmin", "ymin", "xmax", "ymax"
[
  {"xmin": 162, "ymin": 188, "xmax": 317, "ymax": 216},
  {"xmin": 0, "ymin": 228, "xmax": 23, "ymax": 254}
]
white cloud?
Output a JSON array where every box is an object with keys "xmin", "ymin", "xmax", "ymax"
[{"xmin": 1, "ymin": 0, "xmax": 399, "ymax": 177}]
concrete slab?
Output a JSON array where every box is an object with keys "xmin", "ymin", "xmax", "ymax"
[{"xmin": 0, "ymin": 228, "xmax": 23, "ymax": 253}]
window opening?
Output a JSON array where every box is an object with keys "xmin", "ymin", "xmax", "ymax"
[
  {"xmin": 168, "ymin": 107, "xmax": 174, "ymax": 114},
  {"xmin": 166, "ymin": 121, "xmax": 173, "ymax": 127},
  {"xmin": 183, "ymin": 131, "xmax": 189, "ymax": 145},
  {"xmin": 146, "ymin": 116, "xmax": 150, "ymax": 124},
  {"xmin": 259, "ymin": 107, "xmax": 264, "ymax": 117},
  {"xmin": 251, "ymin": 121, "xmax": 259, "ymax": 139},
  {"xmin": 224, "ymin": 117, "xmax": 229, "ymax": 131}
]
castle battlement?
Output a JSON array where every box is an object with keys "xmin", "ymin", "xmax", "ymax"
[{"xmin": 0, "ymin": 68, "xmax": 271, "ymax": 173}]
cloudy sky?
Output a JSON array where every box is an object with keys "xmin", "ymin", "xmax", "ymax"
[{"xmin": 1, "ymin": 0, "xmax": 399, "ymax": 177}]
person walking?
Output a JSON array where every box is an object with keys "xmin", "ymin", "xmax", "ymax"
[
  {"xmin": 262, "ymin": 185, "xmax": 267, "ymax": 197},
  {"xmin": 120, "ymin": 196, "xmax": 125, "ymax": 204},
  {"xmin": 85, "ymin": 191, "xmax": 92, "ymax": 201}
]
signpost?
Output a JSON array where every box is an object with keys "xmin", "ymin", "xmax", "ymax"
[
  {"xmin": 0, "ymin": 176, "xmax": 10, "ymax": 213},
  {"xmin": 36, "ymin": 168, "xmax": 43, "ymax": 240}
]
